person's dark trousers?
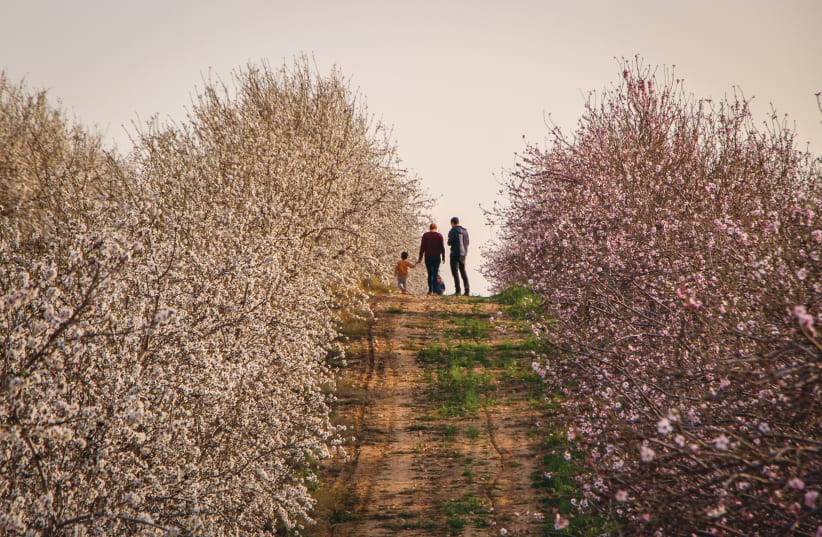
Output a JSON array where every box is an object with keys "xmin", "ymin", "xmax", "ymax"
[
  {"xmin": 450, "ymin": 255, "xmax": 469, "ymax": 295},
  {"xmin": 425, "ymin": 256, "xmax": 441, "ymax": 293}
]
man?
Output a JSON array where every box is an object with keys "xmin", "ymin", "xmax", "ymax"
[
  {"xmin": 447, "ymin": 216, "xmax": 470, "ymax": 296},
  {"xmin": 417, "ymin": 223, "xmax": 446, "ymax": 295}
]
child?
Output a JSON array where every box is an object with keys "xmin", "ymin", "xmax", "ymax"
[
  {"xmin": 435, "ymin": 275, "xmax": 446, "ymax": 295},
  {"xmin": 394, "ymin": 251, "xmax": 416, "ymax": 294}
]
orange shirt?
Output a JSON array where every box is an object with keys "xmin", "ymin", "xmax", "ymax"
[{"xmin": 395, "ymin": 259, "xmax": 414, "ymax": 277}]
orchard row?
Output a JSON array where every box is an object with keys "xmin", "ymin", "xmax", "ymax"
[
  {"xmin": 1, "ymin": 59, "xmax": 428, "ymax": 535},
  {"xmin": 484, "ymin": 58, "xmax": 821, "ymax": 535}
]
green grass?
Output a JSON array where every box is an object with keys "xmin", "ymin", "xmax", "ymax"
[
  {"xmin": 418, "ymin": 341, "xmax": 491, "ymax": 367},
  {"xmin": 433, "ymin": 364, "xmax": 490, "ymax": 417},
  {"xmin": 461, "ymin": 464, "xmax": 475, "ymax": 482},
  {"xmin": 441, "ymin": 493, "xmax": 492, "ymax": 533},
  {"xmin": 491, "ymin": 284, "xmax": 542, "ymax": 319},
  {"xmin": 447, "ymin": 316, "xmax": 491, "ymax": 340},
  {"xmin": 419, "ymin": 339, "xmax": 543, "ymax": 368},
  {"xmin": 393, "ymin": 289, "xmax": 613, "ymax": 535},
  {"xmin": 445, "ymin": 516, "xmax": 466, "ymax": 532},
  {"xmin": 418, "ymin": 338, "xmax": 548, "ymax": 417},
  {"xmin": 500, "ymin": 364, "xmax": 548, "ymax": 401},
  {"xmin": 437, "ymin": 424, "xmax": 459, "ymax": 442},
  {"xmin": 323, "ymin": 484, "xmax": 361, "ymax": 524},
  {"xmin": 528, "ymin": 432, "xmax": 618, "ymax": 535},
  {"xmin": 492, "ymin": 337, "xmax": 542, "ymax": 352}
]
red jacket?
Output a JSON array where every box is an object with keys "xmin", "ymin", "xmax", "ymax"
[{"xmin": 418, "ymin": 231, "xmax": 445, "ymax": 261}]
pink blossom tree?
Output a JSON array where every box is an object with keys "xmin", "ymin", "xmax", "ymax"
[{"xmin": 485, "ymin": 58, "xmax": 820, "ymax": 535}]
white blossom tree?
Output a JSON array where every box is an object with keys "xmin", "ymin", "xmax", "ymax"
[{"xmin": 1, "ymin": 58, "xmax": 428, "ymax": 536}]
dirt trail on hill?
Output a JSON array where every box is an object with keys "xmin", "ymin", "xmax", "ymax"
[{"xmin": 307, "ymin": 293, "xmax": 550, "ymax": 537}]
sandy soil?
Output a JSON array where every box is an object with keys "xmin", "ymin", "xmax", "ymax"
[{"xmin": 307, "ymin": 293, "xmax": 549, "ymax": 537}]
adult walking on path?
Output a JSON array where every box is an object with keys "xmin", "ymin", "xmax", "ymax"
[
  {"xmin": 447, "ymin": 217, "xmax": 470, "ymax": 296},
  {"xmin": 417, "ymin": 223, "xmax": 446, "ymax": 295}
]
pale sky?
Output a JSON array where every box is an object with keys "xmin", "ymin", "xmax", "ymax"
[{"xmin": 2, "ymin": 0, "xmax": 820, "ymax": 295}]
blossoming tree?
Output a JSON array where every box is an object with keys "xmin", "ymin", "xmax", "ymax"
[
  {"xmin": 1, "ymin": 59, "xmax": 427, "ymax": 536},
  {"xmin": 485, "ymin": 59, "xmax": 820, "ymax": 535}
]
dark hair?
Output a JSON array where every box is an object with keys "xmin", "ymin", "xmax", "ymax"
[
  {"xmin": 401, "ymin": 251, "xmax": 409, "ymax": 259},
  {"xmin": 450, "ymin": 217, "xmax": 459, "ymax": 224}
]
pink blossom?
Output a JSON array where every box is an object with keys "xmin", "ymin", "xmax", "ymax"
[
  {"xmin": 554, "ymin": 513, "xmax": 570, "ymax": 530},
  {"xmin": 640, "ymin": 445, "xmax": 656, "ymax": 462},
  {"xmin": 713, "ymin": 434, "xmax": 730, "ymax": 450},
  {"xmin": 656, "ymin": 417, "xmax": 672, "ymax": 435},
  {"xmin": 684, "ymin": 296, "xmax": 701, "ymax": 310},
  {"xmin": 485, "ymin": 58, "xmax": 821, "ymax": 536},
  {"xmin": 804, "ymin": 490, "xmax": 819, "ymax": 507},
  {"xmin": 792, "ymin": 305, "xmax": 815, "ymax": 330},
  {"xmin": 787, "ymin": 477, "xmax": 805, "ymax": 490},
  {"xmin": 706, "ymin": 504, "xmax": 727, "ymax": 518},
  {"xmin": 719, "ymin": 378, "xmax": 731, "ymax": 389},
  {"xmin": 615, "ymin": 490, "xmax": 629, "ymax": 502}
]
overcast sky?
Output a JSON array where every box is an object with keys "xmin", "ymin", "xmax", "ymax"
[{"xmin": 2, "ymin": 0, "xmax": 820, "ymax": 295}]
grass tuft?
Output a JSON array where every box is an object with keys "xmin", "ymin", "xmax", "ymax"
[{"xmin": 491, "ymin": 284, "xmax": 541, "ymax": 319}]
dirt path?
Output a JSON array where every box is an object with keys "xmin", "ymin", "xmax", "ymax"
[{"xmin": 307, "ymin": 293, "xmax": 551, "ymax": 536}]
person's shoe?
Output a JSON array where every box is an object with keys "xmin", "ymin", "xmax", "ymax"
[
  {"xmin": 452, "ymin": 291, "xmax": 462, "ymax": 296},
  {"xmin": 463, "ymin": 290, "xmax": 470, "ymax": 296}
]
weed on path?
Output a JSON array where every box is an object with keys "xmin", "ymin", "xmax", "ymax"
[{"xmin": 305, "ymin": 290, "xmax": 593, "ymax": 536}]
